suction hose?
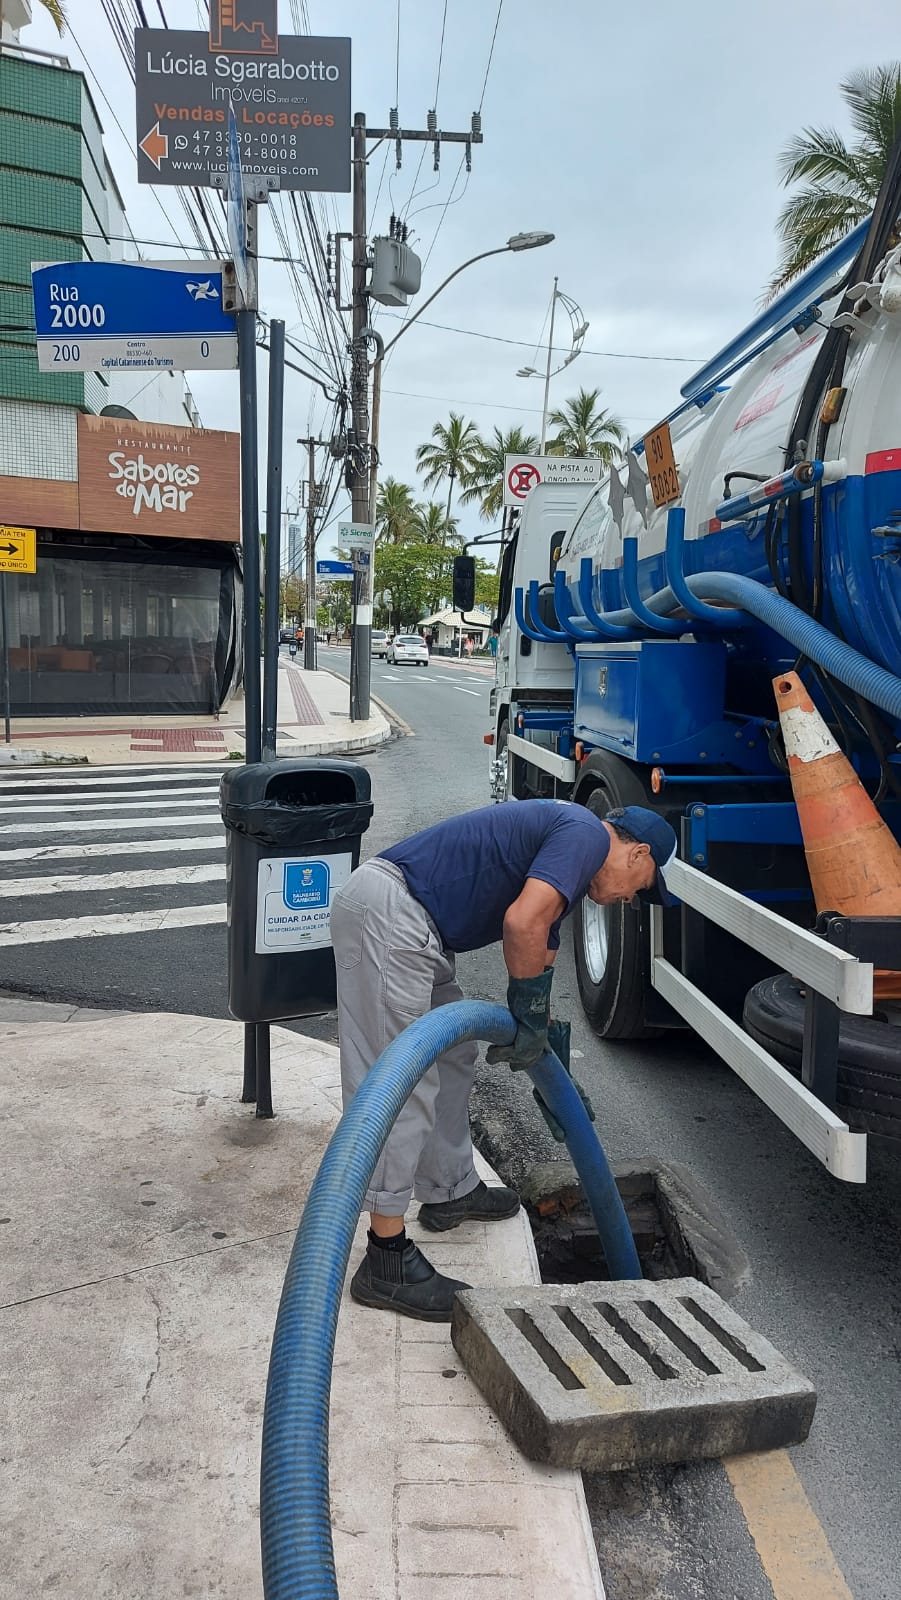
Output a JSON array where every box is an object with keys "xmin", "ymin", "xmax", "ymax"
[
  {"xmin": 576, "ymin": 569, "xmax": 901, "ymax": 723},
  {"xmin": 260, "ymin": 999, "xmax": 640, "ymax": 1600}
]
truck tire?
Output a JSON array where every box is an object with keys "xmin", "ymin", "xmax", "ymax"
[
  {"xmin": 743, "ymin": 974, "xmax": 901, "ymax": 1146},
  {"xmin": 572, "ymin": 759, "xmax": 663, "ymax": 1040}
]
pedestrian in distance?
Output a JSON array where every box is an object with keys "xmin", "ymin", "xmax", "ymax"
[{"xmin": 331, "ymin": 800, "xmax": 678, "ymax": 1321}]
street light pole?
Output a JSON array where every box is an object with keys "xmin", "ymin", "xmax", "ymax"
[
  {"xmin": 367, "ymin": 229, "xmax": 555, "ymax": 524},
  {"xmin": 540, "ymin": 277, "xmax": 558, "ymax": 452}
]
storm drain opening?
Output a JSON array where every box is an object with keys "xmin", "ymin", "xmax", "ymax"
[
  {"xmin": 520, "ymin": 1157, "xmax": 749, "ymax": 1297},
  {"xmin": 451, "ymin": 1277, "xmax": 817, "ymax": 1472}
]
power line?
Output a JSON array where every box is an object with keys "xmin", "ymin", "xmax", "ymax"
[
  {"xmin": 381, "ymin": 383, "xmax": 658, "ymax": 424},
  {"xmin": 479, "ymin": 0, "xmax": 504, "ymax": 112},
  {"xmin": 377, "ymin": 311, "xmax": 704, "ymax": 363}
]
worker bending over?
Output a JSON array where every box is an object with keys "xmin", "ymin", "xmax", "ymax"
[{"xmin": 331, "ymin": 799, "xmax": 677, "ymax": 1321}]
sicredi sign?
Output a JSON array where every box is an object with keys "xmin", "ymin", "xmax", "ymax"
[
  {"xmin": 77, "ymin": 415, "xmax": 240, "ymax": 541},
  {"xmin": 503, "ymin": 454, "xmax": 604, "ymax": 507},
  {"xmin": 134, "ymin": 26, "xmax": 351, "ymax": 191}
]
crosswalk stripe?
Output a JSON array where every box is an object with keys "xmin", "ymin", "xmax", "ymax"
[
  {"xmin": 0, "ymin": 833, "xmax": 223, "ymax": 864},
  {"xmin": 0, "ymin": 769, "xmax": 225, "ymax": 790},
  {"xmin": 454, "ymin": 687, "xmax": 480, "ymax": 696},
  {"xmin": 0, "ymin": 863, "xmax": 226, "ymax": 898},
  {"xmin": 0, "ymin": 813, "xmax": 225, "ymax": 837},
  {"xmin": 0, "ymin": 902, "xmax": 227, "ymax": 946},
  {"xmin": 0, "ymin": 791, "xmax": 221, "ymax": 815}
]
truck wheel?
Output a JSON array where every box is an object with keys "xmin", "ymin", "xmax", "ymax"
[
  {"xmin": 573, "ymin": 764, "xmax": 663, "ymax": 1040},
  {"xmin": 743, "ymin": 974, "xmax": 901, "ymax": 1146}
]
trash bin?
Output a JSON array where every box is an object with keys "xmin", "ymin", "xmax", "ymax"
[{"xmin": 220, "ymin": 759, "xmax": 373, "ymax": 1023}]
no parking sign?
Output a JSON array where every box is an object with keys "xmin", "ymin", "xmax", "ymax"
[{"xmin": 503, "ymin": 454, "xmax": 604, "ymax": 506}]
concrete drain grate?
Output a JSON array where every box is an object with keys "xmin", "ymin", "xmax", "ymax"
[{"xmin": 451, "ymin": 1277, "xmax": 816, "ymax": 1472}]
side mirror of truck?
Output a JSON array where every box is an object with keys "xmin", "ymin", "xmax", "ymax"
[{"xmin": 452, "ymin": 555, "xmax": 476, "ymax": 613}]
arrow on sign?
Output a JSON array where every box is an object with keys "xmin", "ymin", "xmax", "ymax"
[
  {"xmin": 140, "ymin": 123, "xmax": 169, "ymax": 169},
  {"xmin": 0, "ymin": 543, "xmax": 21, "ymax": 555}
]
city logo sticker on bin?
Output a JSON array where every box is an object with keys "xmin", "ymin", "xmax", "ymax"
[
  {"xmin": 283, "ymin": 860, "xmax": 329, "ymax": 909},
  {"xmin": 255, "ymin": 851, "xmax": 353, "ymax": 955}
]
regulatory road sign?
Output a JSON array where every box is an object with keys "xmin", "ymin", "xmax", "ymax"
[
  {"xmin": 316, "ymin": 559, "xmax": 353, "ymax": 578},
  {"xmin": 134, "ymin": 27, "xmax": 351, "ymax": 192},
  {"xmin": 31, "ymin": 260, "xmax": 237, "ymax": 373},
  {"xmin": 0, "ymin": 526, "xmax": 36, "ymax": 574},
  {"xmin": 503, "ymin": 453, "xmax": 604, "ymax": 506}
]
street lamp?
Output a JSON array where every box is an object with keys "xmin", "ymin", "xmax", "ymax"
[
  {"xmin": 517, "ymin": 279, "xmax": 589, "ymax": 450},
  {"xmin": 366, "ymin": 229, "xmax": 554, "ymax": 521}
]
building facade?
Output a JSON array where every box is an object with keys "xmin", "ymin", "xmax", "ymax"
[{"xmin": 0, "ymin": 19, "xmax": 242, "ymax": 717}]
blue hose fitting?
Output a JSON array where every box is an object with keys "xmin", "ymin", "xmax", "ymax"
[{"xmin": 260, "ymin": 999, "xmax": 640, "ymax": 1600}]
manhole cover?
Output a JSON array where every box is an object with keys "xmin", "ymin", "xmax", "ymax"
[{"xmin": 451, "ymin": 1277, "xmax": 816, "ymax": 1472}]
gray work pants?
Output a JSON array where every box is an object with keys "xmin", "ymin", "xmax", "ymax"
[{"xmin": 330, "ymin": 857, "xmax": 480, "ymax": 1217}]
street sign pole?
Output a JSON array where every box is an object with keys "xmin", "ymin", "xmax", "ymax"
[
  {"xmin": 0, "ymin": 574, "xmax": 10, "ymax": 745},
  {"xmin": 262, "ymin": 319, "xmax": 285, "ymax": 763}
]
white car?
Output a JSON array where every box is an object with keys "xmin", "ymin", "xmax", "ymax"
[
  {"xmin": 370, "ymin": 629, "xmax": 389, "ymax": 658},
  {"xmin": 388, "ymin": 634, "xmax": 429, "ymax": 667}
]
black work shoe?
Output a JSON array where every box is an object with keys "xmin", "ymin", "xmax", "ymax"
[
  {"xmin": 349, "ymin": 1238, "xmax": 470, "ymax": 1321},
  {"xmin": 418, "ymin": 1179, "xmax": 521, "ymax": 1233}
]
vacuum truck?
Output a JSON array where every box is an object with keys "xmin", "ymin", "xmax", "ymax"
[{"xmin": 464, "ymin": 151, "xmax": 901, "ymax": 1185}]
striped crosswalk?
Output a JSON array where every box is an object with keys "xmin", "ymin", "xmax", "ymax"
[{"xmin": 0, "ymin": 764, "xmax": 229, "ymax": 950}]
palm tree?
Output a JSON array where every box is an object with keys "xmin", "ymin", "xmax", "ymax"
[
  {"xmin": 375, "ymin": 477, "xmax": 417, "ymax": 544},
  {"xmin": 460, "ymin": 425, "xmax": 540, "ymax": 523},
  {"xmin": 767, "ymin": 64, "xmax": 901, "ymax": 298},
  {"xmin": 546, "ymin": 388, "xmax": 625, "ymax": 464},
  {"xmin": 411, "ymin": 501, "xmax": 460, "ymax": 546},
  {"xmin": 415, "ymin": 413, "xmax": 483, "ymax": 531}
]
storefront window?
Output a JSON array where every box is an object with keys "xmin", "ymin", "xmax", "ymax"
[{"xmin": 5, "ymin": 553, "xmax": 231, "ymax": 715}]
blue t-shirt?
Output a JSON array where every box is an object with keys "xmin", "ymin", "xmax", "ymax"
[{"xmin": 380, "ymin": 799, "xmax": 610, "ymax": 954}]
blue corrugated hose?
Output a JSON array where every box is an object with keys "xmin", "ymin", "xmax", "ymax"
[{"xmin": 260, "ymin": 999, "xmax": 641, "ymax": 1599}]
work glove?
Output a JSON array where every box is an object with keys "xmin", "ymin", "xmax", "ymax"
[{"xmin": 486, "ymin": 967, "xmax": 554, "ymax": 1070}]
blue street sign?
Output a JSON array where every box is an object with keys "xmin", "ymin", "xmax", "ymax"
[
  {"xmin": 226, "ymin": 106, "xmax": 249, "ymax": 304},
  {"xmin": 31, "ymin": 259, "xmax": 237, "ymax": 373},
  {"xmin": 316, "ymin": 559, "xmax": 354, "ymax": 579}
]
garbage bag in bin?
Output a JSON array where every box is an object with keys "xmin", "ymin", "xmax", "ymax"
[{"xmin": 220, "ymin": 759, "xmax": 373, "ymax": 1023}]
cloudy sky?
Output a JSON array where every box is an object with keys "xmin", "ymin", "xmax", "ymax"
[{"xmin": 21, "ymin": 0, "xmax": 901, "ymax": 550}]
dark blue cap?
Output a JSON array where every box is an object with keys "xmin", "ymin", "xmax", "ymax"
[{"xmin": 608, "ymin": 805, "xmax": 679, "ymax": 906}]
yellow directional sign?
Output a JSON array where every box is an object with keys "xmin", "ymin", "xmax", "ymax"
[{"xmin": 0, "ymin": 525, "xmax": 36, "ymax": 574}]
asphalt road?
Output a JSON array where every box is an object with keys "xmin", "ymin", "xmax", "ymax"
[{"xmin": 2, "ymin": 646, "xmax": 900, "ymax": 1599}]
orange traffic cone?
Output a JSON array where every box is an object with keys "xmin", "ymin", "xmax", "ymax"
[{"xmin": 773, "ymin": 671, "xmax": 901, "ymax": 998}]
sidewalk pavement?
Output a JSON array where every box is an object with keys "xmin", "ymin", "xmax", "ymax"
[
  {"xmin": 1, "ymin": 999, "xmax": 605, "ymax": 1600},
  {"xmin": 0, "ymin": 659, "xmax": 391, "ymax": 767}
]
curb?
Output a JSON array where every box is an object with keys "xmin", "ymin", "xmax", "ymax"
[{"xmin": 0, "ymin": 748, "xmax": 89, "ymax": 767}]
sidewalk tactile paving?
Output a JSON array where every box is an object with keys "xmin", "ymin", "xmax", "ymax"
[
  {"xmin": 451, "ymin": 1276, "xmax": 816, "ymax": 1471},
  {"xmin": 129, "ymin": 727, "xmax": 226, "ymax": 752},
  {"xmin": 285, "ymin": 668, "xmax": 325, "ymax": 725}
]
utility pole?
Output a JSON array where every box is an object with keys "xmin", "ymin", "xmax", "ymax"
[
  {"xmin": 349, "ymin": 112, "xmax": 371, "ymax": 721},
  {"xmin": 297, "ymin": 436, "xmax": 324, "ymax": 671},
  {"xmin": 344, "ymin": 109, "xmax": 484, "ymax": 719}
]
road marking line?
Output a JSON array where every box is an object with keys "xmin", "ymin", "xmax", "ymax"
[
  {"xmin": 0, "ymin": 834, "xmax": 222, "ymax": 864},
  {"xmin": 454, "ymin": 687, "xmax": 481, "ymax": 696},
  {"xmin": 0, "ymin": 813, "xmax": 224, "ymax": 837},
  {"xmin": 0, "ymin": 863, "xmax": 226, "ymax": 898},
  {"xmin": 0, "ymin": 902, "xmax": 227, "ymax": 946},
  {"xmin": 0, "ymin": 790, "xmax": 221, "ymax": 814},
  {"xmin": 724, "ymin": 1451, "xmax": 853, "ymax": 1600}
]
